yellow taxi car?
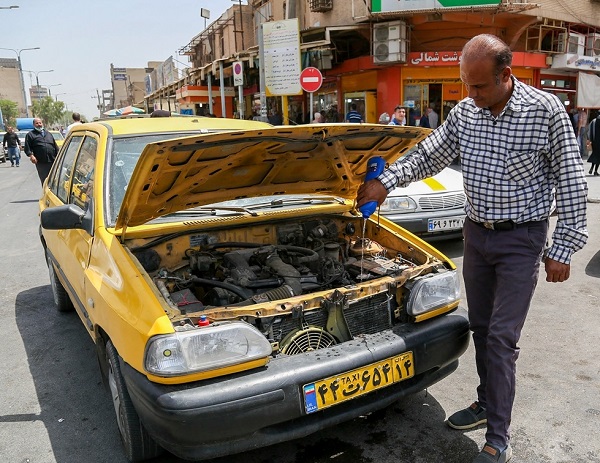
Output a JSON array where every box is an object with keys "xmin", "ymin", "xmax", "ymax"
[
  {"xmin": 49, "ymin": 130, "xmax": 65, "ymax": 148},
  {"xmin": 39, "ymin": 117, "xmax": 469, "ymax": 462}
]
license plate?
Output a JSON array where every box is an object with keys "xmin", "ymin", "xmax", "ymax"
[
  {"xmin": 428, "ymin": 216, "xmax": 465, "ymax": 232},
  {"xmin": 303, "ymin": 352, "xmax": 414, "ymax": 414}
]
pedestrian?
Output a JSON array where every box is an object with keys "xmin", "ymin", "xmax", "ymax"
[
  {"xmin": 66, "ymin": 112, "xmax": 83, "ymax": 132},
  {"xmin": 24, "ymin": 118, "xmax": 59, "ymax": 185},
  {"xmin": 418, "ymin": 110, "xmax": 430, "ymax": 128},
  {"xmin": 345, "ymin": 103, "xmax": 363, "ymax": 123},
  {"xmin": 588, "ymin": 112, "xmax": 600, "ymax": 176},
  {"xmin": 2, "ymin": 126, "xmax": 22, "ymax": 167},
  {"xmin": 312, "ymin": 112, "xmax": 324, "ymax": 123},
  {"xmin": 576, "ymin": 108, "xmax": 589, "ymax": 158},
  {"xmin": 426, "ymin": 106, "xmax": 439, "ymax": 128},
  {"xmin": 150, "ymin": 109, "xmax": 171, "ymax": 118},
  {"xmin": 356, "ymin": 34, "xmax": 587, "ymax": 463},
  {"xmin": 378, "ymin": 112, "xmax": 390, "ymax": 124},
  {"xmin": 388, "ymin": 106, "xmax": 407, "ymax": 126}
]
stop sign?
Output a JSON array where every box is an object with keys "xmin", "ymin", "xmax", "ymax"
[{"xmin": 299, "ymin": 67, "xmax": 323, "ymax": 93}]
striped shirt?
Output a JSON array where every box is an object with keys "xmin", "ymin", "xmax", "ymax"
[{"xmin": 378, "ymin": 76, "xmax": 588, "ymax": 264}]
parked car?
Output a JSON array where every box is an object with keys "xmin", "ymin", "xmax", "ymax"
[
  {"xmin": 16, "ymin": 130, "xmax": 28, "ymax": 152},
  {"xmin": 379, "ymin": 165, "xmax": 466, "ymax": 241},
  {"xmin": 0, "ymin": 132, "xmax": 6, "ymax": 163},
  {"xmin": 39, "ymin": 118, "xmax": 469, "ymax": 462},
  {"xmin": 49, "ymin": 130, "xmax": 65, "ymax": 148}
]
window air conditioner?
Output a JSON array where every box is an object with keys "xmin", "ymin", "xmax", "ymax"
[
  {"xmin": 557, "ymin": 32, "xmax": 585, "ymax": 54},
  {"xmin": 585, "ymin": 33, "xmax": 600, "ymax": 56},
  {"xmin": 373, "ymin": 21, "xmax": 407, "ymax": 64}
]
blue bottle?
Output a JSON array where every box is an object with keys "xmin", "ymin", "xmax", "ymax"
[{"xmin": 359, "ymin": 156, "xmax": 386, "ymax": 219}]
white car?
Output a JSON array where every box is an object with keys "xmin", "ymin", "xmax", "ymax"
[{"xmin": 379, "ymin": 166, "xmax": 466, "ymax": 241}]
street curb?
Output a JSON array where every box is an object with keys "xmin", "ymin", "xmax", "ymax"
[{"xmin": 588, "ymin": 198, "xmax": 600, "ymax": 203}]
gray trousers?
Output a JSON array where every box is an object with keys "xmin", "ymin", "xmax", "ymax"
[{"xmin": 462, "ymin": 218, "xmax": 548, "ymax": 448}]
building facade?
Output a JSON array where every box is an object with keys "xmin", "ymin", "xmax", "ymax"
[
  {"xmin": 0, "ymin": 58, "xmax": 27, "ymax": 117},
  {"xmin": 142, "ymin": 0, "xmax": 600, "ymax": 122}
]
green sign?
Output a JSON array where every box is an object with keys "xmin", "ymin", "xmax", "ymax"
[{"xmin": 372, "ymin": 0, "xmax": 500, "ymax": 12}]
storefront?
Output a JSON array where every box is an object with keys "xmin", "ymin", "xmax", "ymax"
[{"xmin": 399, "ymin": 51, "xmax": 545, "ymax": 126}]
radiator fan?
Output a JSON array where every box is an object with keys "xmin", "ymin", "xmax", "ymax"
[{"xmin": 279, "ymin": 327, "xmax": 337, "ymax": 355}]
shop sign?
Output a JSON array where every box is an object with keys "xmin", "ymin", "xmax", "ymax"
[
  {"xmin": 113, "ymin": 74, "xmax": 127, "ymax": 81},
  {"xmin": 552, "ymin": 54, "xmax": 600, "ymax": 72},
  {"xmin": 409, "ymin": 51, "xmax": 462, "ymax": 66},
  {"xmin": 372, "ymin": 0, "xmax": 499, "ymax": 12}
]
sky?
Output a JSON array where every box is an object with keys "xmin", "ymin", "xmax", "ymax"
[{"xmin": 0, "ymin": 0, "xmax": 236, "ymax": 120}]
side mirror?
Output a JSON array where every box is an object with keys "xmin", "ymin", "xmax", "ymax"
[{"xmin": 41, "ymin": 203, "xmax": 93, "ymax": 234}]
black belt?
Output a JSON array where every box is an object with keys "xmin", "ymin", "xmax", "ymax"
[{"xmin": 468, "ymin": 217, "xmax": 546, "ymax": 231}]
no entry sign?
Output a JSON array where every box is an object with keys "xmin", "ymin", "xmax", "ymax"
[{"xmin": 299, "ymin": 67, "xmax": 323, "ymax": 93}]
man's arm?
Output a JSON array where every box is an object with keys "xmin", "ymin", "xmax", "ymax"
[{"xmin": 545, "ymin": 109, "xmax": 588, "ymax": 278}]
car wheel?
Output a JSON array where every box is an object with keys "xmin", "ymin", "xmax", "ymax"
[
  {"xmin": 106, "ymin": 340, "xmax": 162, "ymax": 462},
  {"xmin": 47, "ymin": 254, "xmax": 74, "ymax": 313}
]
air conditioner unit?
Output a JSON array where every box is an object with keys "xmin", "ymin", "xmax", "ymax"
[
  {"xmin": 585, "ymin": 33, "xmax": 600, "ymax": 56},
  {"xmin": 373, "ymin": 21, "xmax": 407, "ymax": 64},
  {"xmin": 557, "ymin": 32, "xmax": 585, "ymax": 54}
]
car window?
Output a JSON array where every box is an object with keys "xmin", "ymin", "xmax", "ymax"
[
  {"xmin": 70, "ymin": 136, "xmax": 97, "ymax": 211},
  {"xmin": 107, "ymin": 133, "xmax": 197, "ymax": 223},
  {"xmin": 51, "ymin": 132, "xmax": 64, "ymax": 141},
  {"xmin": 53, "ymin": 136, "xmax": 84, "ymax": 203}
]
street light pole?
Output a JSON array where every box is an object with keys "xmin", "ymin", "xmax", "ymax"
[
  {"xmin": 0, "ymin": 47, "xmax": 40, "ymax": 117},
  {"xmin": 47, "ymin": 84, "xmax": 62, "ymax": 97}
]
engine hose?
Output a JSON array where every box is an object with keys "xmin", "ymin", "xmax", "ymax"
[
  {"xmin": 276, "ymin": 245, "xmax": 320, "ymax": 265},
  {"xmin": 188, "ymin": 277, "xmax": 253, "ymax": 300}
]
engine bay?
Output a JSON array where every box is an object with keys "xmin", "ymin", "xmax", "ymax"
[{"xmin": 129, "ymin": 215, "xmax": 446, "ymax": 355}]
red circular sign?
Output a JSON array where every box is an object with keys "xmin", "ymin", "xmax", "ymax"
[{"xmin": 299, "ymin": 67, "xmax": 323, "ymax": 93}]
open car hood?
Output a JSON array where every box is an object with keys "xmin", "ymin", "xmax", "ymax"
[{"xmin": 116, "ymin": 124, "xmax": 430, "ymax": 229}]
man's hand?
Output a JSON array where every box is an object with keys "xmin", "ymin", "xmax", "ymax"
[
  {"xmin": 544, "ymin": 257, "xmax": 570, "ymax": 282},
  {"xmin": 29, "ymin": 154, "xmax": 37, "ymax": 165},
  {"xmin": 356, "ymin": 179, "xmax": 389, "ymax": 209}
]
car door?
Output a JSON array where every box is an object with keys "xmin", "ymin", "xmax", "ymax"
[{"xmin": 43, "ymin": 134, "xmax": 98, "ymax": 322}]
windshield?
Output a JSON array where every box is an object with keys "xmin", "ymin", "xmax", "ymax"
[
  {"xmin": 51, "ymin": 132, "xmax": 64, "ymax": 140},
  {"xmin": 107, "ymin": 132, "xmax": 209, "ymax": 224}
]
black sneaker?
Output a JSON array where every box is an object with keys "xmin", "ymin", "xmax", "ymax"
[
  {"xmin": 446, "ymin": 401, "xmax": 487, "ymax": 430},
  {"xmin": 472, "ymin": 443, "xmax": 512, "ymax": 462}
]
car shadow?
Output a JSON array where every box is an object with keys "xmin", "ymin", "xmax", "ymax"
[{"xmin": 15, "ymin": 285, "xmax": 479, "ymax": 463}]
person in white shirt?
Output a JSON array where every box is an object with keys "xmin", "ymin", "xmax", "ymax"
[
  {"xmin": 426, "ymin": 106, "xmax": 439, "ymax": 129},
  {"xmin": 66, "ymin": 112, "xmax": 83, "ymax": 132}
]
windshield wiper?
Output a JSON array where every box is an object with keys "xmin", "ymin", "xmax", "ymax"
[
  {"xmin": 256, "ymin": 196, "xmax": 346, "ymax": 208},
  {"xmin": 171, "ymin": 206, "xmax": 258, "ymax": 217}
]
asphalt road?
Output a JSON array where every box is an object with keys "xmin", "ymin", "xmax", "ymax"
[{"xmin": 1, "ymin": 159, "xmax": 599, "ymax": 463}]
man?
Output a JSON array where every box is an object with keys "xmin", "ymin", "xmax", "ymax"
[
  {"xmin": 25, "ymin": 118, "xmax": 59, "ymax": 185},
  {"xmin": 357, "ymin": 34, "xmax": 587, "ymax": 463},
  {"xmin": 2, "ymin": 126, "xmax": 22, "ymax": 167},
  {"xmin": 388, "ymin": 106, "xmax": 407, "ymax": 126},
  {"xmin": 345, "ymin": 103, "xmax": 363, "ymax": 123},
  {"xmin": 426, "ymin": 105, "xmax": 439, "ymax": 129},
  {"xmin": 312, "ymin": 112, "xmax": 324, "ymax": 123},
  {"xmin": 66, "ymin": 112, "xmax": 83, "ymax": 132}
]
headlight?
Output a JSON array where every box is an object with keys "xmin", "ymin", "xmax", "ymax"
[
  {"xmin": 379, "ymin": 196, "xmax": 418, "ymax": 213},
  {"xmin": 406, "ymin": 271, "xmax": 460, "ymax": 317},
  {"xmin": 145, "ymin": 322, "xmax": 272, "ymax": 376}
]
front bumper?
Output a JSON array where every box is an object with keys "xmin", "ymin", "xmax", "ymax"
[{"xmin": 123, "ymin": 308, "xmax": 469, "ymax": 461}]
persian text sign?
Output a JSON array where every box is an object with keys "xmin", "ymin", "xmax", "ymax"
[
  {"xmin": 372, "ymin": 0, "xmax": 500, "ymax": 12},
  {"xmin": 409, "ymin": 51, "xmax": 462, "ymax": 66},
  {"xmin": 263, "ymin": 19, "xmax": 302, "ymax": 96}
]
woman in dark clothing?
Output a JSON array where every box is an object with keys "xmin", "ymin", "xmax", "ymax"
[{"xmin": 588, "ymin": 114, "xmax": 600, "ymax": 175}]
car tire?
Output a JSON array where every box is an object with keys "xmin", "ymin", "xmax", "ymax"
[
  {"xmin": 47, "ymin": 253, "xmax": 75, "ymax": 313},
  {"xmin": 106, "ymin": 340, "xmax": 162, "ymax": 462}
]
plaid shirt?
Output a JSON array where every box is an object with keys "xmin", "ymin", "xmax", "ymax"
[{"xmin": 379, "ymin": 77, "xmax": 588, "ymax": 264}]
